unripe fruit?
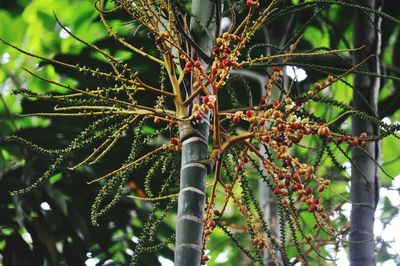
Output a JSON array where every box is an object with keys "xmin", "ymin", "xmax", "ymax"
[
  {"xmin": 360, "ymin": 132, "xmax": 367, "ymax": 140},
  {"xmin": 327, "ymin": 75, "xmax": 334, "ymax": 83}
]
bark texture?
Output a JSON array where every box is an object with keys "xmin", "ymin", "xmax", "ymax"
[
  {"xmin": 350, "ymin": 1, "xmax": 381, "ymax": 265},
  {"xmin": 174, "ymin": 0, "xmax": 215, "ymax": 265}
]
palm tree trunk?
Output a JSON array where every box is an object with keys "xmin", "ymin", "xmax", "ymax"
[
  {"xmin": 174, "ymin": 1, "xmax": 216, "ymax": 265},
  {"xmin": 350, "ymin": 1, "xmax": 381, "ymax": 265}
]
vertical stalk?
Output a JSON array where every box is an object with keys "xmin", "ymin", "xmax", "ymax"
[
  {"xmin": 350, "ymin": 1, "xmax": 381, "ymax": 265},
  {"xmin": 174, "ymin": 1, "xmax": 216, "ymax": 265}
]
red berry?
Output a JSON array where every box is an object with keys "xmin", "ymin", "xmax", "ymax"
[
  {"xmin": 261, "ymin": 135, "xmax": 270, "ymax": 143},
  {"xmin": 233, "ymin": 116, "xmax": 240, "ymax": 124},
  {"xmin": 273, "ymin": 110, "xmax": 281, "ymax": 117},
  {"xmin": 169, "ymin": 121, "xmax": 177, "ymax": 127},
  {"xmin": 260, "ymin": 97, "xmax": 267, "ymax": 105},
  {"xmin": 277, "ymin": 123, "xmax": 284, "ymax": 131},
  {"xmin": 305, "ymin": 187, "xmax": 313, "ymax": 195},
  {"xmin": 209, "ymin": 220, "xmax": 216, "ymax": 227},
  {"xmin": 272, "ymin": 66, "xmax": 280, "ymax": 72},
  {"xmin": 194, "ymin": 60, "xmax": 201, "ymax": 68},
  {"xmin": 211, "ymin": 66, "xmax": 217, "ymax": 75},
  {"xmin": 308, "ymin": 204, "xmax": 317, "ymax": 212},
  {"xmin": 327, "ymin": 75, "xmax": 334, "ymax": 83},
  {"xmin": 351, "ymin": 138, "xmax": 359, "ymax": 146},
  {"xmin": 296, "ymin": 183, "xmax": 303, "ymax": 190},
  {"xmin": 274, "ymin": 187, "xmax": 281, "ymax": 195},
  {"xmin": 170, "ymin": 138, "xmax": 179, "ymax": 145},
  {"xmin": 242, "ymin": 156, "xmax": 249, "ymax": 163},
  {"xmin": 203, "ymin": 95, "xmax": 210, "ymax": 104},
  {"xmin": 194, "ymin": 112, "xmax": 203, "ymax": 120},
  {"xmin": 273, "ymin": 100, "xmax": 279, "ymax": 108},
  {"xmin": 153, "ymin": 117, "xmax": 161, "ymax": 124},
  {"xmin": 246, "ymin": 109, "xmax": 254, "ymax": 118},
  {"xmin": 223, "ymin": 59, "xmax": 232, "ymax": 66},
  {"xmin": 185, "ymin": 62, "xmax": 192, "ymax": 69},
  {"xmin": 246, "ymin": 0, "xmax": 254, "ymax": 7},
  {"xmin": 214, "ymin": 210, "xmax": 221, "ymax": 216}
]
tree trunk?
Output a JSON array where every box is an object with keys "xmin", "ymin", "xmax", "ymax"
[
  {"xmin": 350, "ymin": 1, "xmax": 381, "ymax": 265},
  {"xmin": 174, "ymin": 1, "xmax": 216, "ymax": 265}
]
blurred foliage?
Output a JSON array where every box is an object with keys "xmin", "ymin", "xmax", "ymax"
[{"xmin": 0, "ymin": 0, "xmax": 399, "ymax": 265}]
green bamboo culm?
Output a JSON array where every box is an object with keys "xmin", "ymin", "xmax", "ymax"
[{"xmin": 174, "ymin": 0, "xmax": 216, "ymax": 265}]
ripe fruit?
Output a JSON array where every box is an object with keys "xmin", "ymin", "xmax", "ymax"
[
  {"xmin": 246, "ymin": 109, "xmax": 254, "ymax": 118},
  {"xmin": 169, "ymin": 121, "xmax": 177, "ymax": 127},
  {"xmin": 223, "ymin": 59, "xmax": 232, "ymax": 66},
  {"xmin": 305, "ymin": 187, "xmax": 313, "ymax": 195},
  {"xmin": 273, "ymin": 110, "xmax": 281, "ymax": 117},
  {"xmin": 351, "ymin": 138, "xmax": 359, "ymax": 146},
  {"xmin": 211, "ymin": 66, "xmax": 217, "ymax": 75},
  {"xmin": 274, "ymin": 187, "xmax": 281, "ymax": 195},
  {"xmin": 272, "ymin": 66, "xmax": 281, "ymax": 72},
  {"xmin": 153, "ymin": 117, "xmax": 161, "ymax": 124},
  {"xmin": 261, "ymin": 135, "xmax": 270, "ymax": 143},
  {"xmin": 233, "ymin": 116, "xmax": 240, "ymax": 124},
  {"xmin": 194, "ymin": 60, "xmax": 202, "ymax": 68},
  {"xmin": 170, "ymin": 138, "xmax": 179, "ymax": 145}
]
